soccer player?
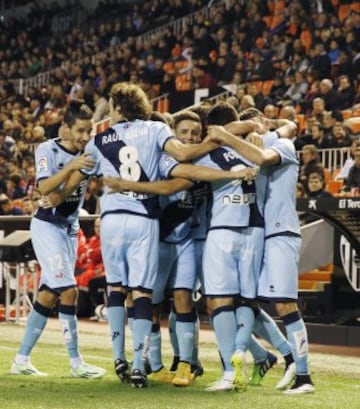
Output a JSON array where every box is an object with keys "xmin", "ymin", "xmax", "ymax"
[
  {"xmin": 103, "ymin": 109, "xmax": 258, "ymax": 387},
  {"xmin": 50, "ymin": 83, "xmax": 237, "ymax": 388},
  {"xmin": 208, "ymin": 110, "xmax": 315, "ymax": 394},
  {"xmin": 11, "ymin": 100, "xmax": 106, "ymax": 379}
]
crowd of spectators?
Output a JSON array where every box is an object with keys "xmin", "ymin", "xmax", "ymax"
[{"xmin": 1, "ymin": 0, "xmax": 360, "ymax": 218}]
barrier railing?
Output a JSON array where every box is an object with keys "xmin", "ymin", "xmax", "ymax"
[{"xmin": 297, "ymin": 147, "xmax": 351, "ymax": 172}]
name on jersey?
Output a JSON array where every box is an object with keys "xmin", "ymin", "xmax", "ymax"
[
  {"xmin": 121, "ymin": 190, "xmax": 149, "ymax": 200},
  {"xmin": 223, "ymin": 193, "xmax": 256, "ymax": 205},
  {"xmin": 102, "ymin": 128, "xmax": 147, "ymax": 144},
  {"xmin": 223, "ymin": 150, "xmax": 239, "ymax": 162}
]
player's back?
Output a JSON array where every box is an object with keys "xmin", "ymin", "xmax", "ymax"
[{"xmin": 87, "ymin": 119, "xmax": 174, "ymax": 219}]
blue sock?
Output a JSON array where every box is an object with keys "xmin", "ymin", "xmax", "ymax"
[
  {"xmin": 149, "ymin": 323, "xmax": 162, "ymax": 372},
  {"xmin": 254, "ymin": 308, "xmax": 291, "ymax": 356},
  {"xmin": 107, "ymin": 291, "xmax": 126, "ymax": 361},
  {"xmin": 235, "ymin": 305, "xmax": 255, "ymax": 352},
  {"xmin": 127, "ymin": 306, "xmax": 134, "ymax": 334},
  {"xmin": 191, "ymin": 314, "xmax": 200, "ymax": 366},
  {"xmin": 282, "ymin": 311, "xmax": 310, "ymax": 375},
  {"xmin": 212, "ymin": 307, "xmax": 237, "ymax": 372},
  {"xmin": 176, "ymin": 311, "xmax": 196, "ymax": 363},
  {"xmin": 132, "ymin": 297, "xmax": 152, "ymax": 372},
  {"xmin": 248, "ymin": 335, "xmax": 268, "ymax": 363},
  {"xmin": 168, "ymin": 308, "xmax": 179, "ymax": 357},
  {"xmin": 59, "ymin": 305, "xmax": 79, "ymax": 359},
  {"xmin": 18, "ymin": 302, "xmax": 51, "ymax": 356}
]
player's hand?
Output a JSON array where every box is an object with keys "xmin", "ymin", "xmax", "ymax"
[
  {"xmin": 69, "ymin": 153, "xmax": 96, "ymax": 171},
  {"xmin": 103, "ymin": 176, "xmax": 128, "ymax": 193},
  {"xmin": 246, "ymin": 132, "xmax": 264, "ymax": 148},
  {"xmin": 39, "ymin": 192, "xmax": 62, "ymax": 208},
  {"xmin": 233, "ymin": 166, "xmax": 259, "ymax": 182},
  {"xmin": 207, "ymin": 125, "xmax": 229, "ymax": 145}
]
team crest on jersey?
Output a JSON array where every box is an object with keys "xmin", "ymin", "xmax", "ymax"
[{"xmin": 37, "ymin": 156, "xmax": 48, "ymax": 172}]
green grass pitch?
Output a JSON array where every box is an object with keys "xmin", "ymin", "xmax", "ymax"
[{"xmin": 1, "ymin": 319, "xmax": 360, "ymax": 409}]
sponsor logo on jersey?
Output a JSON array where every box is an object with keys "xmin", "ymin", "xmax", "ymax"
[{"xmin": 223, "ymin": 193, "xmax": 256, "ymax": 205}]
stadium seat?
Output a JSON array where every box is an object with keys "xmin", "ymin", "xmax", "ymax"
[
  {"xmin": 295, "ymin": 114, "xmax": 306, "ymax": 133},
  {"xmin": 338, "ymin": 4, "xmax": 351, "ymax": 22},
  {"xmin": 331, "ymin": 168, "xmax": 342, "ymax": 180},
  {"xmin": 326, "ymin": 180, "xmax": 343, "ymax": 194},
  {"xmin": 262, "ymin": 80, "xmax": 274, "ymax": 96},
  {"xmin": 341, "ymin": 109, "xmax": 353, "ymax": 120},
  {"xmin": 324, "ymin": 168, "xmax": 331, "ymax": 184},
  {"xmin": 351, "ymin": 107, "xmax": 360, "ymax": 117},
  {"xmin": 300, "ymin": 29, "xmax": 312, "ymax": 52},
  {"xmin": 175, "ymin": 74, "xmax": 191, "ymax": 91}
]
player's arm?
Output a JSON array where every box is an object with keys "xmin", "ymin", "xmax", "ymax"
[
  {"xmin": 207, "ymin": 126, "xmax": 280, "ymax": 166},
  {"xmin": 170, "ymin": 163, "xmax": 259, "ymax": 182},
  {"xmin": 224, "ymin": 119, "xmax": 258, "ymax": 136},
  {"xmin": 42, "ymin": 171, "xmax": 88, "ymax": 208},
  {"xmin": 163, "ymin": 138, "xmax": 219, "ymax": 162},
  {"xmin": 273, "ymin": 119, "xmax": 298, "ymax": 139},
  {"xmin": 37, "ymin": 153, "xmax": 95, "ymax": 196},
  {"xmin": 104, "ymin": 176, "xmax": 193, "ymax": 195}
]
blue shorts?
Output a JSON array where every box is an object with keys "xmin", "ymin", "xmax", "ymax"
[
  {"xmin": 203, "ymin": 227, "xmax": 264, "ymax": 299},
  {"xmin": 101, "ymin": 213, "xmax": 159, "ymax": 292},
  {"xmin": 194, "ymin": 239, "xmax": 205, "ymax": 292},
  {"xmin": 152, "ymin": 236, "xmax": 196, "ymax": 304},
  {"xmin": 258, "ymin": 235, "xmax": 301, "ymax": 301},
  {"xmin": 31, "ymin": 218, "xmax": 77, "ymax": 291}
]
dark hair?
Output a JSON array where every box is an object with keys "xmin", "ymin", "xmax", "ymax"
[
  {"xmin": 173, "ymin": 111, "xmax": 201, "ymax": 130},
  {"xmin": 207, "ymin": 101, "xmax": 238, "ymax": 126},
  {"xmin": 63, "ymin": 99, "xmax": 93, "ymax": 127},
  {"xmin": 110, "ymin": 82, "xmax": 151, "ymax": 121},
  {"xmin": 238, "ymin": 107, "xmax": 264, "ymax": 121},
  {"xmin": 149, "ymin": 111, "xmax": 168, "ymax": 124}
]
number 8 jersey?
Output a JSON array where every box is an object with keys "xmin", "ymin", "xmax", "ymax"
[{"xmin": 82, "ymin": 119, "xmax": 175, "ymax": 219}]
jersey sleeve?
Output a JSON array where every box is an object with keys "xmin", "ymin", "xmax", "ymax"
[
  {"xmin": 270, "ymin": 138, "xmax": 298, "ymax": 165},
  {"xmin": 35, "ymin": 142, "xmax": 55, "ymax": 181},
  {"xmin": 154, "ymin": 122, "xmax": 175, "ymax": 150},
  {"xmin": 263, "ymin": 131, "xmax": 279, "ymax": 149},
  {"xmin": 159, "ymin": 153, "xmax": 179, "ymax": 179},
  {"xmin": 80, "ymin": 138, "xmax": 102, "ymax": 177}
]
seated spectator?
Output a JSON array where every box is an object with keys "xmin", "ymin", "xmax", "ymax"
[
  {"xmin": 6, "ymin": 173, "xmax": 26, "ymax": 200},
  {"xmin": 335, "ymin": 139, "xmax": 360, "ymax": 181},
  {"xmin": 22, "ymin": 196, "xmax": 35, "ymax": 215},
  {"xmin": 312, "ymin": 97, "xmax": 326, "ymax": 124},
  {"xmin": 319, "ymin": 78, "xmax": 346, "ymax": 111},
  {"xmin": 329, "ymin": 122, "xmax": 353, "ymax": 148},
  {"xmin": 309, "ymin": 122, "xmax": 331, "ymax": 149},
  {"xmin": 0, "ymin": 197, "xmax": 25, "ymax": 215},
  {"xmin": 299, "ymin": 144, "xmax": 325, "ymax": 190},
  {"xmin": 341, "ymin": 147, "xmax": 360, "ymax": 195},
  {"xmin": 337, "ymin": 74, "xmax": 355, "ymax": 109},
  {"xmin": 283, "ymin": 71, "xmax": 308, "ymax": 104},
  {"xmin": 307, "ymin": 172, "xmax": 333, "ymax": 198}
]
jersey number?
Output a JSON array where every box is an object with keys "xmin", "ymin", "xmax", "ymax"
[{"xmin": 119, "ymin": 146, "xmax": 141, "ymax": 181}]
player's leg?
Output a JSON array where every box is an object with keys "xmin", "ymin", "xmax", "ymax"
[
  {"xmin": 203, "ymin": 230, "xmax": 239, "ymax": 391},
  {"xmin": 170, "ymin": 238, "xmax": 197, "ymax": 386},
  {"xmin": 100, "ymin": 214, "xmax": 129, "ymax": 382},
  {"xmin": 11, "ymin": 287, "xmax": 57, "ymax": 376},
  {"xmin": 127, "ymin": 216, "xmax": 160, "ymax": 388}
]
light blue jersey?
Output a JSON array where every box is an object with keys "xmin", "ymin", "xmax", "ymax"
[
  {"xmin": 82, "ymin": 119, "xmax": 173, "ymax": 291},
  {"xmin": 158, "ymin": 153, "xmax": 209, "ymax": 243},
  {"xmin": 264, "ymin": 138, "xmax": 300, "ymax": 238},
  {"xmin": 194, "ymin": 147, "xmax": 264, "ymax": 229},
  {"xmin": 32, "ymin": 138, "xmax": 87, "ymax": 291},
  {"xmin": 34, "ymin": 138, "xmax": 88, "ymax": 228},
  {"xmin": 83, "ymin": 120, "xmax": 174, "ymax": 219}
]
